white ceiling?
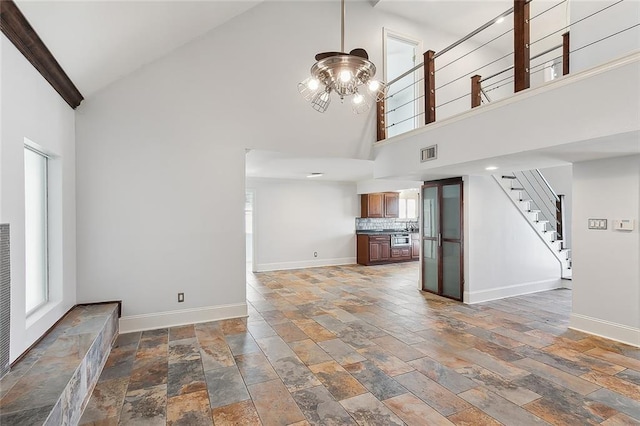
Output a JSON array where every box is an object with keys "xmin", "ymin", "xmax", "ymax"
[
  {"xmin": 15, "ymin": 0, "xmax": 263, "ymax": 97},
  {"xmin": 14, "ymin": 0, "xmax": 568, "ymax": 98}
]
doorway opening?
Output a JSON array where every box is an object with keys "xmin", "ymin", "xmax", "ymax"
[
  {"xmin": 422, "ymin": 177, "xmax": 464, "ymax": 301},
  {"xmin": 384, "ymin": 29, "xmax": 422, "ymax": 138},
  {"xmin": 245, "ymin": 189, "xmax": 255, "ymax": 271}
]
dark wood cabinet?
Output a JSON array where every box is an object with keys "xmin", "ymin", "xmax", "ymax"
[
  {"xmin": 384, "ymin": 193, "xmax": 399, "ymax": 218},
  {"xmin": 391, "ymin": 247, "xmax": 411, "ymax": 259},
  {"xmin": 360, "ymin": 192, "xmax": 399, "ymax": 218},
  {"xmin": 357, "ymin": 234, "xmax": 416, "ymax": 265},
  {"xmin": 411, "ymin": 233, "xmax": 420, "ymax": 259}
]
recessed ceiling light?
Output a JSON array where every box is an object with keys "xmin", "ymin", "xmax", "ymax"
[
  {"xmin": 485, "ymin": 166, "xmax": 499, "ymax": 171},
  {"xmin": 307, "ymin": 173, "xmax": 324, "ymax": 178}
]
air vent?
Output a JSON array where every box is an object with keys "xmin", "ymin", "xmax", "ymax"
[{"xmin": 421, "ymin": 145, "xmax": 437, "ymax": 162}]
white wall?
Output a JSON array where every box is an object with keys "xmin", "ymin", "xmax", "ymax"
[
  {"xmin": 571, "ymin": 0, "xmax": 640, "ymax": 73},
  {"xmin": 75, "ymin": 1, "xmax": 507, "ymax": 331},
  {"xmin": 465, "ymin": 175, "xmax": 561, "ymax": 303},
  {"xmin": 248, "ymin": 179, "xmax": 358, "ymax": 271},
  {"xmin": 571, "ymin": 155, "xmax": 640, "ymax": 346},
  {"xmin": 539, "ymin": 165, "xmax": 573, "ymax": 248},
  {"xmin": 1, "ymin": 35, "xmax": 77, "ymax": 362}
]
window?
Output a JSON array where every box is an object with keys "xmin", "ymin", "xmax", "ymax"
[{"xmin": 24, "ymin": 146, "xmax": 48, "ymax": 314}]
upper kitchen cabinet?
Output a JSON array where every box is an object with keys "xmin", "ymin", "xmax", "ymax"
[{"xmin": 361, "ymin": 192, "xmax": 399, "ymax": 218}]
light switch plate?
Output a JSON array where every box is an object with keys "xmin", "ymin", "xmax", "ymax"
[
  {"xmin": 588, "ymin": 219, "xmax": 607, "ymax": 230},
  {"xmin": 613, "ymin": 219, "xmax": 634, "ymax": 231}
]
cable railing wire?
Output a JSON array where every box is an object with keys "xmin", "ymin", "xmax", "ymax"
[
  {"xmin": 530, "ymin": 0, "xmax": 568, "ymax": 22},
  {"xmin": 386, "ymin": 77, "xmax": 425, "ymax": 100},
  {"xmin": 484, "ymin": 79, "xmax": 514, "ymax": 93},
  {"xmin": 482, "ymin": 72, "xmax": 514, "ymax": 90},
  {"xmin": 438, "ymin": 27, "xmax": 514, "ymax": 72},
  {"xmin": 386, "ymin": 111, "xmax": 425, "ymax": 129},
  {"xmin": 386, "ymin": 94, "xmax": 426, "ymax": 115},
  {"xmin": 530, "ymin": 0, "xmax": 625, "ymax": 46},
  {"xmin": 570, "ymin": 23, "xmax": 640, "ymax": 54},
  {"xmin": 436, "ymin": 92, "xmax": 471, "ymax": 109},
  {"xmin": 436, "ymin": 51, "xmax": 514, "ymax": 91}
]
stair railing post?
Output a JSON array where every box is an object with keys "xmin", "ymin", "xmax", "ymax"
[
  {"xmin": 514, "ymin": 0, "xmax": 530, "ymax": 92},
  {"xmin": 562, "ymin": 32, "xmax": 570, "ymax": 76},
  {"xmin": 424, "ymin": 50, "xmax": 436, "ymax": 124},
  {"xmin": 556, "ymin": 194, "xmax": 565, "ymax": 242},
  {"xmin": 376, "ymin": 98, "xmax": 386, "ymax": 141},
  {"xmin": 471, "ymin": 75, "xmax": 482, "ymax": 108}
]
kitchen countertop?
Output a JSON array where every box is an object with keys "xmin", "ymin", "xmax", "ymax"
[{"xmin": 356, "ymin": 230, "xmax": 419, "ymax": 235}]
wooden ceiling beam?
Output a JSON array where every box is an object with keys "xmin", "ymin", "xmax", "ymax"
[{"xmin": 1, "ymin": 0, "xmax": 83, "ymax": 109}]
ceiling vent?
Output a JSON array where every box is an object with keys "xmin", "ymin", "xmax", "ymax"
[{"xmin": 421, "ymin": 145, "xmax": 437, "ymax": 162}]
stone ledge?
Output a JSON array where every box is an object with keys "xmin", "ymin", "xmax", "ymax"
[{"xmin": 0, "ymin": 303, "xmax": 119, "ymax": 425}]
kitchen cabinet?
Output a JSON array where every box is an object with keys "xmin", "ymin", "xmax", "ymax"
[
  {"xmin": 357, "ymin": 234, "xmax": 416, "ymax": 265},
  {"xmin": 360, "ymin": 192, "xmax": 399, "ymax": 218},
  {"xmin": 358, "ymin": 234, "xmax": 390, "ymax": 264},
  {"xmin": 411, "ymin": 233, "xmax": 420, "ymax": 259},
  {"xmin": 391, "ymin": 247, "xmax": 411, "ymax": 259}
]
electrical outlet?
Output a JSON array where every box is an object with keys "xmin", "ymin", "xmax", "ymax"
[
  {"xmin": 178, "ymin": 293, "xmax": 184, "ymax": 303},
  {"xmin": 314, "ymin": 252, "xmax": 318, "ymax": 258}
]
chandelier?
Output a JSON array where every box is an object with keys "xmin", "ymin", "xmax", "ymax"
[{"xmin": 298, "ymin": 0, "xmax": 386, "ymax": 114}]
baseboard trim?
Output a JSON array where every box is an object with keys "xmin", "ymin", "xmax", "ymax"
[
  {"xmin": 119, "ymin": 303, "xmax": 248, "ymax": 333},
  {"xmin": 256, "ymin": 257, "xmax": 356, "ymax": 272},
  {"xmin": 464, "ymin": 278, "xmax": 562, "ymax": 304},
  {"xmin": 569, "ymin": 313, "xmax": 640, "ymax": 347}
]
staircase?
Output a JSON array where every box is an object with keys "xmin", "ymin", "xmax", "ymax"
[{"xmin": 495, "ymin": 170, "xmax": 572, "ymax": 281}]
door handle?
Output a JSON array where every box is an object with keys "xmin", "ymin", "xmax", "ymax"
[{"xmin": 438, "ymin": 233, "xmax": 442, "ymax": 247}]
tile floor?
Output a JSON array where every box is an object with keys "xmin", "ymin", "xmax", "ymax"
[{"xmin": 80, "ymin": 263, "xmax": 640, "ymax": 425}]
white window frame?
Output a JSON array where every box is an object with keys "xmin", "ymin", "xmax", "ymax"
[
  {"xmin": 24, "ymin": 145, "xmax": 49, "ymax": 316},
  {"xmin": 383, "ymin": 28, "xmax": 424, "ymax": 136}
]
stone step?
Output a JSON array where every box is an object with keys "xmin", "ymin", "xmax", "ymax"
[{"xmin": 0, "ymin": 303, "xmax": 119, "ymax": 425}]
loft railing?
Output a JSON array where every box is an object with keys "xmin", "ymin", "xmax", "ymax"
[{"xmin": 377, "ymin": 0, "xmax": 639, "ymax": 141}]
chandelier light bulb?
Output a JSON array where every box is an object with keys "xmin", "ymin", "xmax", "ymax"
[
  {"xmin": 339, "ymin": 70, "xmax": 352, "ymax": 83},
  {"xmin": 368, "ymin": 80, "xmax": 380, "ymax": 92},
  {"xmin": 307, "ymin": 78, "xmax": 320, "ymax": 90},
  {"xmin": 320, "ymin": 91, "xmax": 330, "ymax": 102},
  {"xmin": 353, "ymin": 93, "xmax": 364, "ymax": 104}
]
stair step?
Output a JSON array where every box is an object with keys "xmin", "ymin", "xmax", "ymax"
[
  {"xmin": 502, "ymin": 175, "xmax": 517, "ymax": 179},
  {"xmin": 511, "ymin": 187, "xmax": 525, "ymax": 191},
  {"xmin": 527, "ymin": 209, "xmax": 541, "ymax": 213}
]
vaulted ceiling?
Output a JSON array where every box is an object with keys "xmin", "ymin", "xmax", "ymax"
[
  {"xmin": 15, "ymin": 0, "xmax": 263, "ymax": 97},
  {"xmin": 14, "ymin": 0, "xmax": 567, "ymax": 99}
]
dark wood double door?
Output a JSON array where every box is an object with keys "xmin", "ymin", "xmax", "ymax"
[{"xmin": 422, "ymin": 178, "xmax": 464, "ymax": 301}]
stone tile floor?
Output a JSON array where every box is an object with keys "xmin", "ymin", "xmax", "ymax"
[{"xmin": 80, "ymin": 263, "xmax": 640, "ymax": 425}]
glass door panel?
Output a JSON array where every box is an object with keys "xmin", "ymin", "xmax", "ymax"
[
  {"xmin": 422, "ymin": 186, "xmax": 438, "ymax": 238},
  {"xmin": 442, "ymin": 184, "xmax": 461, "ymax": 240},
  {"xmin": 423, "ymin": 240, "xmax": 439, "ymax": 292},
  {"xmin": 421, "ymin": 178, "xmax": 463, "ymax": 301},
  {"xmin": 421, "ymin": 185, "xmax": 439, "ymax": 292},
  {"xmin": 442, "ymin": 241, "xmax": 461, "ymax": 299}
]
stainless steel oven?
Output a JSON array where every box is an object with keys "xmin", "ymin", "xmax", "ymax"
[{"xmin": 391, "ymin": 233, "xmax": 411, "ymax": 247}]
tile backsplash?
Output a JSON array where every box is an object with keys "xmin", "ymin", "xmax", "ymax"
[{"xmin": 355, "ymin": 218, "xmax": 419, "ymax": 231}]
